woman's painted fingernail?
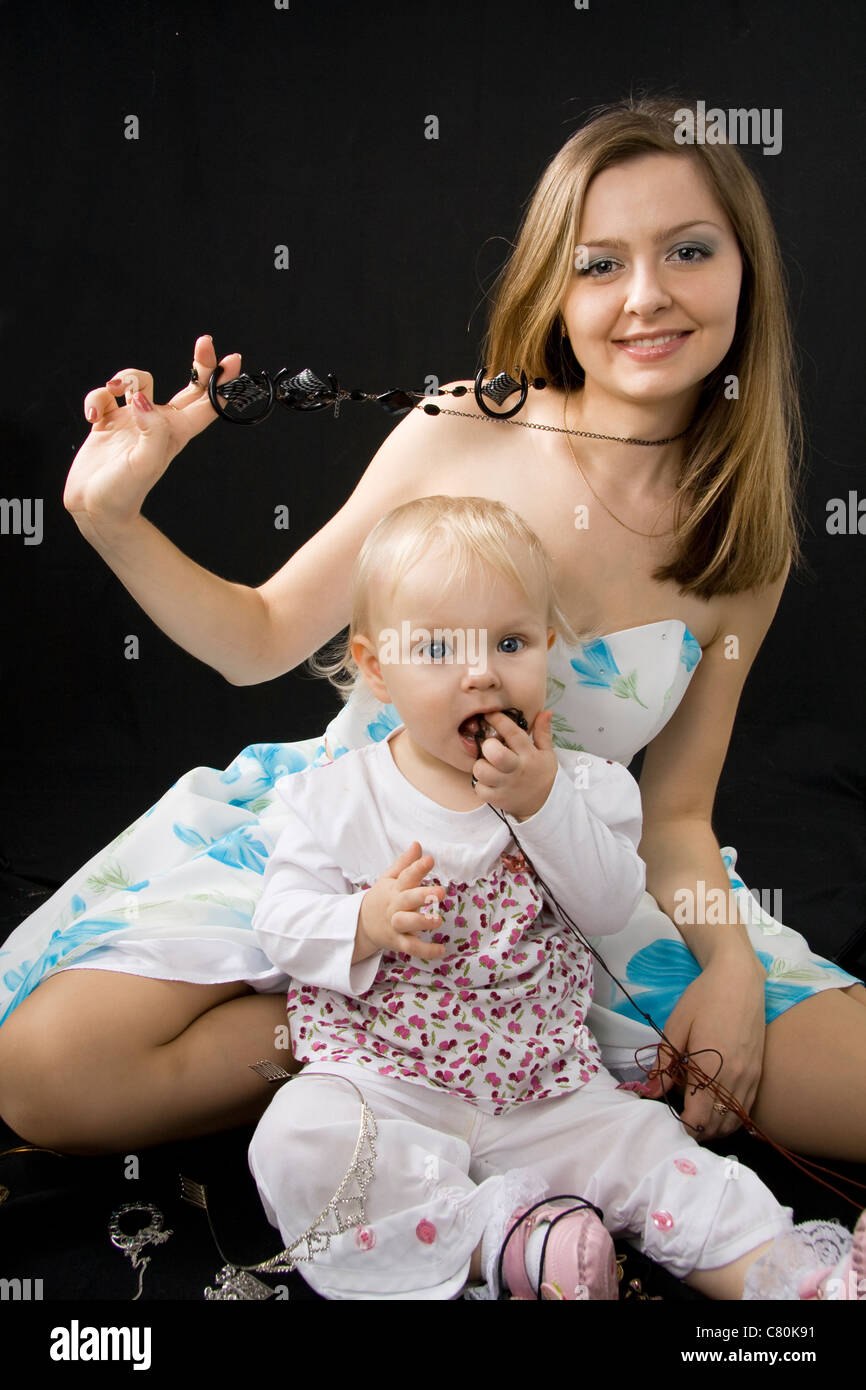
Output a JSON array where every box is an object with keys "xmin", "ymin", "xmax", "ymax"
[
  {"xmin": 105, "ymin": 377, "xmax": 123, "ymax": 389},
  {"xmin": 132, "ymin": 391, "xmax": 153, "ymax": 412},
  {"xmin": 86, "ymin": 406, "xmax": 97, "ymax": 421}
]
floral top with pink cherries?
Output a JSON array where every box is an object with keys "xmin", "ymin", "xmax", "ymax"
[{"xmin": 287, "ymin": 846, "xmax": 602, "ymax": 1116}]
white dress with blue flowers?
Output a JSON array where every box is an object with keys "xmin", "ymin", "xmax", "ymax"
[{"xmin": 0, "ymin": 619, "xmax": 858, "ymax": 1075}]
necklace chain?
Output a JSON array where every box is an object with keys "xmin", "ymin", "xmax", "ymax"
[
  {"xmin": 415, "ymin": 400, "xmax": 688, "ymax": 447},
  {"xmin": 411, "ymin": 386, "xmax": 685, "ymax": 539},
  {"xmin": 561, "ymin": 390, "xmax": 679, "ymax": 539}
]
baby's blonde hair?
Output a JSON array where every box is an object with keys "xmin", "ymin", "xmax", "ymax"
[{"xmin": 305, "ymin": 495, "xmax": 599, "ymax": 700}]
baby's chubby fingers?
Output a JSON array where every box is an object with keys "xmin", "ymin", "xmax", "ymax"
[
  {"xmin": 397, "ymin": 883, "xmax": 444, "ymax": 922},
  {"xmin": 391, "ymin": 920, "xmax": 447, "ymax": 961},
  {"xmin": 479, "ymin": 710, "xmax": 529, "ymax": 757},
  {"xmin": 476, "ymin": 732, "xmax": 520, "ymax": 775},
  {"xmin": 382, "ymin": 841, "xmax": 427, "ymax": 881},
  {"xmin": 391, "ymin": 885, "xmax": 446, "ymax": 959},
  {"xmin": 394, "ymin": 848, "xmax": 438, "ymax": 888}
]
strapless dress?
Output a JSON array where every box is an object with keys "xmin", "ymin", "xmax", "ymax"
[{"xmin": 1, "ymin": 619, "xmax": 858, "ymax": 1077}]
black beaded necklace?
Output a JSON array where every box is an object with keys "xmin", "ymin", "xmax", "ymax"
[{"xmin": 207, "ymin": 362, "xmax": 690, "ymax": 447}]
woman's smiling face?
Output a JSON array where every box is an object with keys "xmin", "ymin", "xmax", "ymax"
[{"xmin": 561, "ymin": 151, "xmax": 743, "ymax": 410}]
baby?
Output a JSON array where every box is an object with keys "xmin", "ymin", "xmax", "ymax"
[{"xmin": 248, "ymin": 494, "xmax": 864, "ymax": 1300}]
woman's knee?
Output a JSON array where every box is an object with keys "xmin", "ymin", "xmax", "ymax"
[{"xmin": 0, "ymin": 969, "xmax": 251, "ymax": 1147}]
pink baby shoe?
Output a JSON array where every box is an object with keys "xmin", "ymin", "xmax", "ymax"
[{"xmin": 499, "ymin": 1196, "xmax": 619, "ymax": 1300}]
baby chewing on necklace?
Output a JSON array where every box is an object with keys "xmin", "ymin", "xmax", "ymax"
[{"xmin": 418, "ymin": 709, "xmax": 530, "ymax": 926}]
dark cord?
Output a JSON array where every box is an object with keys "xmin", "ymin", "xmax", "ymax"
[{"xmin": 471, "ymin": 727, "xmax": 866, "ymax": 1211}]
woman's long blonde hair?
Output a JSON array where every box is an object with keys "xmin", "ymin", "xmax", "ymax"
[
  {"xmin": 305, "ymin": 494, "xmax": 594, "ymax": 701},
  {"xmin": 482, "ymin": 94, "xmax": 805, "ymax": 597}
]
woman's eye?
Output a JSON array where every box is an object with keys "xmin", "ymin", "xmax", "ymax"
[
  {"xmin": 579, "ymin": 257, "xmax": 620, "ymax": 278},
  {"xmin": 667, "ymin": 243, "xmax": 713, "ymax": 265},
  {"xmin": 579, "ymin": 244, "xmax": 712, "ymax": 277},
  {"xmin": 498, "ymin": 636, "xmax": 526, "ymax": 654}
]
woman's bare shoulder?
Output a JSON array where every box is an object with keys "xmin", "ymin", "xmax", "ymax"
[
  {"xmin": 425, "ymin": 377, "xmax": 489, "ymax": 425},
  {"xmin": 369, "ymin": 376, "xmax": 512, "ymax": 479}
]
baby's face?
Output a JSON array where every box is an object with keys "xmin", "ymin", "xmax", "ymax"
[{"xmin": 366, "ymin": 553, "xmax": 553, "ymax": 771}]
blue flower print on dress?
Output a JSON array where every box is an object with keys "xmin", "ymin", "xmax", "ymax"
[
  {"xmin": 207, "ymin": 825, "xmax": 270, "ymax": 874},
  {"xmin": 366, "ymin": 704, "xmax": 402, "ymax": 742},
  {"xmin": 220, "ymin": 743, "xmax": 311, "ymax": 798},
  {"xmin": 171, "ymin": 823, "xmax": 270, "ymax": 874},
  {"xmin": 570, "ymin": 639, "xmax": 648, "ymax": 709},
  {"xmin": 721, "ymin": 847, "xmax": 746, "ymax": 891},
  {"xmin": 1, "ymin": 917, "xmax": 130, "ymax": 1025},
  {"xmin": 608, "ymin": 939, "xmax": 840, "ymax": 1030},
  {"xmin": 680, "ymin": 627, "xmax": 702, "ymax": 672}
]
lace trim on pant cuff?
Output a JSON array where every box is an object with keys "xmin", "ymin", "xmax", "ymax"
[{"xmin": 741, "ymin": 1221, "xmax": 852, "ymax": 1300}]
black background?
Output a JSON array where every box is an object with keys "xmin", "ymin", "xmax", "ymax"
[
  {"xmin": 1, "ymin": 0, "xmax": 865, "ymax": 1336},
  {"xmin": 1, "ymin": 0, "xmax": 864, "ymax": 969}
]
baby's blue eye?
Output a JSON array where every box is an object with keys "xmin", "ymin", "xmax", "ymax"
[
  {"xmin": 498, "ymin": 636, "xmax": 526, "ymax": 653},
  {"xmin": 415, "ymin": 639, "xmax": 452, "ymax": 662}
]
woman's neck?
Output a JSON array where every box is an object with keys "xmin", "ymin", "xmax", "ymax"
[{"xmin": 560, "ymin": 381, "xmax": 695, "ymax": 500}]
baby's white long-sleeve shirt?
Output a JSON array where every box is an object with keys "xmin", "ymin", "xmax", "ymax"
[
  {"xmin": 251, "ymin": 725, "xmax": 645, "ymax": 1114},
  {"xmin": 253, "ymin": 725, "xmax": 644, "ymax": 992}
]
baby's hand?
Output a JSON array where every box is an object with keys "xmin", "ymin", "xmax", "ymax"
[
  {"xmin": 472, "ymin": 709, "xmax": 558, "ymax": 820},
  {"xmin": 354, "ymin": 842, "xmax": 447, "ymax": 963}
]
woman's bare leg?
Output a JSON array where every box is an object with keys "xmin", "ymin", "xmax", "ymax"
[
  {"xmin": 845, "ymin": 982, "xmax": 866, "ymax": 1006},
  {"xmin": 2, "ymin": 972, "xmax": 862, "ymax": 1160},
  {"xmin": 0, "ymin": 968, "xmax": 299, "ymax": 1155},
  {"xmin": 748, "ymin": 984, "xmax": 866, "ymax": 1160}
]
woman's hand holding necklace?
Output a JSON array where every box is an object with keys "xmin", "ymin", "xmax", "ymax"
[{"xmin": 645, "ymin": 942, "xmax": 769, "ymax": 1140}]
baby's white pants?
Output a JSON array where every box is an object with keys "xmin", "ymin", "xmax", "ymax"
[{"xmin": 248, "ymin": 1060, "xmax": 792, "ymax": 1300}]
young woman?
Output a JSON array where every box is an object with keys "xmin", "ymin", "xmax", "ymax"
[{"xmin": 1, "ymin": 94, "xmax": 863, "ymax": 1161}]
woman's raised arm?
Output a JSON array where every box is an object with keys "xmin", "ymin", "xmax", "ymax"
[{"xmin": 66, "ymin": 336, "xmax": 449, "ymax": 686}]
